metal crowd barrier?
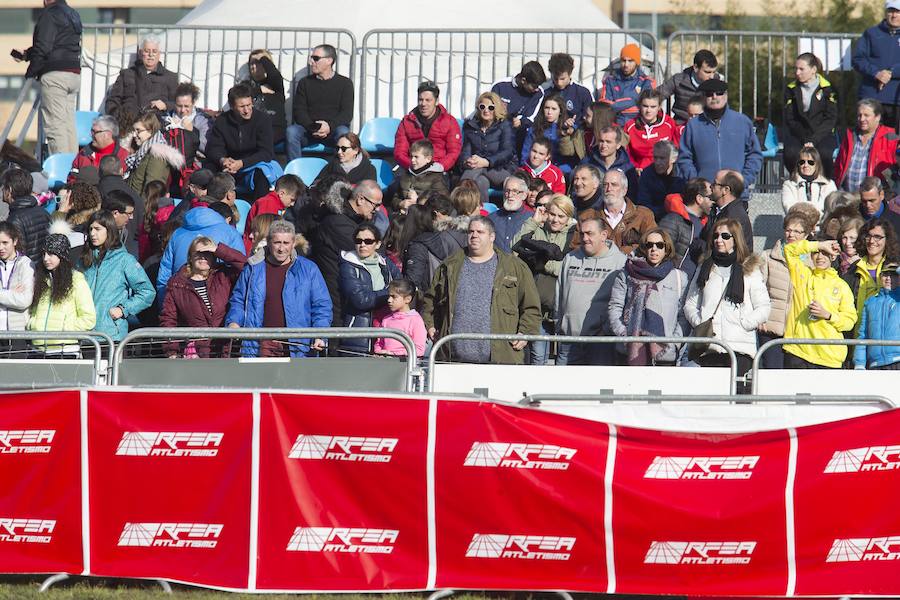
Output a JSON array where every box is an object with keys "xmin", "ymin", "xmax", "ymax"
[
  {"xmin": 426, "ymin": 334, "xmax": 738, "ymax": 395},
  {"xmin": 520, "ymin": 394, "xmax": 896, "ymax": 410},
  {"xmin": 359, "ymin": 28, "xmax": 658, "ymax": 124},
  {"xmin": 750, "ymin": 338, "xmax": 900, "ymax": 395},
  {"xmin": 665, "ymin": 30, "xmax": 858, "ymax": 120},
  {"xmin": 111, "ymin": 327, "xmax": 418, "ymax": 391},
  {"xmin": 0, "ymin": 331, "xmax": 113, "ymax": 387},
  {"xmin": 80, "ymin": 24, "xmax": 357, "ymax": 114}
]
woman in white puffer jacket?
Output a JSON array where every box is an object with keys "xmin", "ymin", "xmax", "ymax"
[{"xmin": 684, "ymin": 219, "xmax": 771, "ymax": 389}]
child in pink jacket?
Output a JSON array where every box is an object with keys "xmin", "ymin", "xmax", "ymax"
[{"xmin": 374, "ymin": 279, "xmax": 427, "ymax": 357}]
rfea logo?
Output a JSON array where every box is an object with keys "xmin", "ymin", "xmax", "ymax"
[
  {"xmin": 0, "ymin": 430, "xmax": 55, "ymax": 454},
  {"xmin": 464, "ymin": 442, "xmax": 576, "ymax": 470},
  {"xmin": 118, "ymin": 523, "xmax": 223, "ymax": 548},
  {"xmin": 116, "ymin": 432, "xmax": 223, "ymax": 457},
  {"xmin": 827, "ymin": 537, "xmax": 900, "ymax": 562},
  {"xmin": 0, "ymin": 518, "xmax": 55, "ymax": 543},
  {"xmin": 644, "ymin": 541, "xmax": 756, "ymax": 564},
  {"xmin": 644, "ymin": 456, "xmax": 759, "ymax": 480},
  {"xmin": 288, "ymin": 435, "xmax": 397, "ymax": 462},
  {"xmin": 286, "ymin": 527, "xmax": 398, "ymax": 553},
  {"xmin": 465, "ymin": 534, "xmax": 575, "ymax": 560},
  {"xmin": 824, "ymin": 446, "xmax": 900, "ymax": 473}
]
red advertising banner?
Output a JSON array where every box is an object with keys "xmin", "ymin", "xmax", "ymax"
[
  {"xmin": 794, "ymin": 408, "xmax": 900, "ymax": 596},
  {"xmin": 87, "ymin": 390, "xmax": 252, "ymax": 589},
  {"xmin": 256, "ymin": 392, "xmax": 430, "ymax": 591},
  {"xmin": 0, "ymin": 388, "xmax": 899, "ymax": 596},
  {"xmin": 612, "ymin": 426, "xmax": 792, "ymax": 596},
  {"xmin": 0, "ymin": 389, "xmax": 82, "ymax": 574},
  {"xmin": 434, "ymin": 401, "xmax": 609, "ymax": 592}
]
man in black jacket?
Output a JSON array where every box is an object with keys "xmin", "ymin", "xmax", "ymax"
[
  {"xmin": 104, "ymin": 35, "xmax": 178, "ymax": 121},
  {"xmin": 311, "ymin": 180, "xmax": 382, "ymax": 326},
  {"xmin": 204, "ymin": 84, "xmax": 275, "ymax": 201},
  {"xmin": 2, "ymin": 168, "xmax": 50, "ymax": 262},
  {"xmin": 707, "ymin": 169, "xmax": 754, "ymax": 251},
  {"xmin": 13, "ymin": 0, "xmax": 83, "ymax": 155}
]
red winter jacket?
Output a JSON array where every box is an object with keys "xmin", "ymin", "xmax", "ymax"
[
  {"xmin": 624, "ymin": 114, "xmax": 680, "ymax": 170},
  {"xmin": 68, "ymin": 142, "xmax": 129, "ymax": 184},
  {"xmin": 243, "ymin": 191, "xmax": 287, "ymax": 252},
  {"xmin": 834, "ymin": 125, "xmax": 898, "ymax": 189},
  {"xmin": 393, "ymin": 104, "xmax": 462, "ymax": 171},
  {"xmin": 520, "ymin": 162, "xmax": 566, "ymax": 194},
  {"xmin": 159, "ymin": 242, "xmax": 247, "ymax": 357}
]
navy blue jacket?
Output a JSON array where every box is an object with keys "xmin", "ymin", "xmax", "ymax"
[
  {"xmin": 225, "ymin": 253, "xmax": 332, "ymax": 357},
  {"xmin": 338, "ymin": 250, "xmax": 401, "ymax": 352},
  {"xmin": 491, "ymin": 78, "xmax": 544, "ymax": 129},
  {"xmin": 581, "ymin": 147, "xmax": 639, "ymax": 199},
  {"xmin": 853, "ymin": 20, "xmax": 900, "ymax": 106},
  {"xmin": 550, "ymin": 82, "xmax": 594, "ymax": 123},
  {"xmin": 459, "ymin": 118, "xmax": 516, "ymax": 171},
  {"xmin": 489, "ymin": 206, "xmax": 531, "ymax": 253},
  {"xmin": 636, "ymin": 168, "xmax": 686, "ymax": 220}
]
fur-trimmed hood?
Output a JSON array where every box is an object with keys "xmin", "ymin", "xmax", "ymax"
[
  {"xmin": 146, "ymin": 141, "xmax": 186, "ymax": 170},
  {"xmin": 434, "ymin": 214, "xmax": 470, "ymax": 233},
  {"xmin": 742, "ymin": 253, "xmax": 765, "ymax": 276},
  {"xmin": 323, "ymin": 181, "xmax": 354, "ymax": 216}
]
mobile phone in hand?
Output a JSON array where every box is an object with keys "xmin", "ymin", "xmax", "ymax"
[{"xmin": 10, "ymin": 50, "xmax": 25, "ymax": 61}]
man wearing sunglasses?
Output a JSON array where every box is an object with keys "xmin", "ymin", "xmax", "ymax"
[
  {"xmin": 677, "ymin": 78, "xmax": 762, "ymax": 201},
  {"xmin": 707, "ymin": 169, "xmax": 753, "ymax": 250},
  {"xmin": 286, "ymin": 44, "xmax": 353, "ymax": 161}
]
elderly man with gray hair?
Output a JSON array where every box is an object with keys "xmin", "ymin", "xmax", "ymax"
[
  {"xmin": 105, "ymin": 34, "xmax": 179, "ymax": 120},
  {"xmin": 69, "ymin": 115, "xmax": 129, "ymax": 182},
  {"xmin": 227, "ymin": 219, "xmax": 332, "ymax": 357},
  {"xmin": 594, "ymin": 168, "xmax": 657, "ymax": 255},
  {"xmin": 636, "ymin": 139, "xmax": 686, "ymax": 220}
]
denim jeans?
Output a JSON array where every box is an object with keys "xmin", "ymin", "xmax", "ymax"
[{"xmin": 286, "ymin": 123, "xmax": 351, "ymax": 160}]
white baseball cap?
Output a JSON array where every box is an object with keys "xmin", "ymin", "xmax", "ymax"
[{"xmin": 887, "ymin": 0, "xmax": 900, "ymax": 11}]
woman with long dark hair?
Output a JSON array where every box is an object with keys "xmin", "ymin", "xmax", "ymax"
[
  {"xmin": 608, "ymin": 227, "xmax": 689, "ymax": 365},
  {"xmin": 684, "ymin": 219, "xmax": 771, "ymax": 387},
  {"xmin": 28, "ymin": 233, "xmax": 95, "ymax": 357},
  {"xmin": 79, "ymin": 210, "xmax": 155, "ymax": 342},
  {"xmin": 520, "ymin": 93, "xmax": 570, "ymax": 171},
  {"xmin": 138, "ymin": 179, "xmax": 168, "ymax": 263}
]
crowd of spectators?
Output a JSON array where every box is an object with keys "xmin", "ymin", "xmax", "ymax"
[{"xmin": 4, "ymin": 0, "xmax": 900, "ymax": 378}]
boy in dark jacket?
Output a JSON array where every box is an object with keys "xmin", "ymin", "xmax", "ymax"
[{"xmin": 392, "ymin": 140, "xmax": 449, "ymax": 212}]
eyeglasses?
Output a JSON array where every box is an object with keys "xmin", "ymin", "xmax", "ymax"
[
  {"xmin": 713, "ymin": 232, "xmax": 734, "ymax": 240},
  {"xmin": 535, "ymin": 202, "xmax": 549, "ymax": 209},
  {"xmin": 354, "ymin": 237, "xmax": 377, "ymax": 245},
  {"xmin": 478, "ymin": 104, "xmax": 496, "ymax": 112},
  {"xmin": 704, "ymin": 91, "xmax": 727, "ymax": 97},
  {"xmin": 336, "ymin": 145, "xmax": 353, "ymax": 152},
  {"xmin": 504, "ymin": 188, "xmax": 527, "ymax": 196},
  {"xmin": 784, "ymin": 228, "xmax": 806, "ymax": 236},
  {"xmin": 141, "ymin": 49, "xmax": 160, "ymax": 56},
  {"xmin": 131, "ymin": 128, "xmax": 147, "ymax": 135},
  {"xmin": 798, "ymin": 159, "xmax": 816, "ymax": 166},
  {"xmin": 866, "ymin": 233, "xmax": 886, "ymax": 241},
  {"xmin": 643, "ymin": 241, "xmax": 666, "ymax": 250},
  {"xmin": 361, "ymin": 196, "xmax": 382, "ymax": 208},
  {"xmin": 90, "ymin": 129, "xmax": 108, "ymax": 135},
  {"xmin": 712, "ymin": 181, "xmax": 728, "ymax": 188}
]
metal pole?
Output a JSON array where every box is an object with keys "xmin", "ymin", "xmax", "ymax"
[
  {"xmin": 0, "ymin": 331, "xmax": 111, "ymax": 385},
  {"xmin": 520, "ymin": 394, "xmax": 895, "ymax": 411},
  {"xmin": 751, "ymin": 338, "xmax": 900, "ymax": 395},
  {"xmin": 111, "ymin": 327, "xmax": 418, "ymax": 391},
  {"xmin": 426, "ymin": 334, "xmax": 738, "ymax": 395}
]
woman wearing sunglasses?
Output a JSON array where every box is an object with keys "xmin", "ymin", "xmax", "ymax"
[
  {"xmin": 338, "ymin": 222, "xmax": 401, "ymax": 354},
  {"xmin": 608, "ymin": 228, "xmax": 689, "ymax": 365},
  {"xmin": 684, "ymin": 219, "xmax": 770, "ymax": 387},
  {"xmin": 781, "ymin": 146, "xmax": 836, "ymax": 215},
  {"xmin": 459, "ymin": 91, "xmax": 516, "ymax": 205},
  {"xmin": 314, "ymin": 132, "xmax": 376, "ymax": 186}
]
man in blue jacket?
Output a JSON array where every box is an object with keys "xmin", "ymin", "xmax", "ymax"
[
  {"xmin": 676, "ymin": 78, "xmax": 762, "ymax": 200},
  {"xmin": 488, "ymin": 175, "xmax": 531, "ymax": 252},
  {"xmin": 853, "ymin": 1, "xmax": 900, "ymax": 129},
  {"xmin": 854, "ymin": 262, "xmax": 900, "ymax": 369},
  {"xmin": 227, "ymin": 220, "xmax": 332, "ymax": 357},
  {"xmin": 156, "ymin": 206, "xmax": 246, "ymax": 299}
]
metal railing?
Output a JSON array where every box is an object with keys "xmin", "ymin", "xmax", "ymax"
[
  {"xmin": 79, "ymin": 24, "xmax": 356, "ymax": 114},
  {"xmin": 426, "ymin": 334, "xmax": 738, "ymax": 395},
  {"xmin": 111, "ymin": 327, "xmax": 418, "ymax": 390},
  {"xmin": 520, "ymin": 394, "xmax": 896, "ymax": 411},
  {"xmin": 750, "ymin": 338, "xmax": 900, "ymax": 394},
  {"xmin": 665, "ymin": 30, "xmax": 858, "ymax": 121},
  {"xmin": 0, "ymin": 78, "xmax": 38, "ymax": 150},
  {"xmin": 359, "ymin": 29, "xmax": 658, "ymax": 124},
  {"xmin": 0, "ymin": 331, "xmax": 114, "ymax": 386}
]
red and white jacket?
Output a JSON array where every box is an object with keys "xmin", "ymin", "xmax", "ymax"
[
  {"xmin": 520, "ymin": 161, "xmax": 566, "ymax": 194},
  {"xmin": 624, "ymin": 113, "xmax": 680, "ymax": 170}
]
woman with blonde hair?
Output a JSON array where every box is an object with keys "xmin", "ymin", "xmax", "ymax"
[
  {"xmin": 450, "ymin": 180, "xmax": 483, "ymax": 217},
  {"xmin": 248, "ymin": 212, "xmax": 277, "ymax": 258},
  {"xmin": 459, "ymin": 90, "xmax": 517, "ymax": 204},
  {"xmin": 684, "ymin": 218, "xmax": 770, "ymax": 389},
  {"xmin": 512, "ymin": 193, "xmax": 576, "ymax": 364}
]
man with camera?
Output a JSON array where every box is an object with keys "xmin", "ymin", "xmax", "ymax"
[
  {"xmin": 12, "ymin": 0, "xmax": 83, "ymax": 155},
  {"xmin": 286, "ymin": 44, "xmax": 353, "ymax": 160}
]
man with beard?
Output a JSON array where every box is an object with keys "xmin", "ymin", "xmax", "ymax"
[{"xmin": 488, "ymin": 174, "xmax": 531, "ymax": 252}]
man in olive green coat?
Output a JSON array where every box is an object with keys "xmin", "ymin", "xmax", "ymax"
[{"xmin": 422, "ymin": 215, "xmax": 541, "ymax": 364}]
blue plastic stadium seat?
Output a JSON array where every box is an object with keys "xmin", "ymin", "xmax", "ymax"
[
  {"xmin": 359, "ymin": 117, "xmax": 401, "ymax": 153},
  {"xmin": 284, "ymin": 157, "xmax": 328, "ymax": 187},
  {"xmin": 370, "ymin": 158, "xmax": 395, "ymax": 190},
  {"xmin": 75, "ymin": 110, "xmax": 100, "ymax": 148},
  {"xmin": 761, "ymin": 123, "xmax": 780, "ymax": 159},
  {"xmin": 42, "ymin": 152, "xmax": 77, "ymax": 190},
  {"xmin": 172, "ymin": 198, "xmax": 182, "ymax": 207},
  {"xmin": 302, "ymin": 143, "xmax": 328, "ymax": 154},
  {"xmin": 235, "ymin": 199, "xmax": 252, "ymax": 235}
]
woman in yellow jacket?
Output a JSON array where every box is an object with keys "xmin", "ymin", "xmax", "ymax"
[
  {"xmin": 28, "ymin": 233, "xmax": 96, "ymax": 357},
  {"xmin": 783, "ymin": 238, "xmax": 857, "ymax": 368}
]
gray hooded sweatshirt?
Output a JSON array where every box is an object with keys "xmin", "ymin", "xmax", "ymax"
[{"xmin": 555, "ymin": 241, "xmax": 627, "ymax": 336}]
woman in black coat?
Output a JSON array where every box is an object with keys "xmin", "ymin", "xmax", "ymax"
[
  {"xmin": 458, "ymin": 91, "xmax": 517, "ymax": 204},
  {"xmin": 313, "ymin": 132, "xmax": 377, "ymax": 185},
  {"xmin": 783, "ymin": 52, "xmax": 839, "ymax": 178}
]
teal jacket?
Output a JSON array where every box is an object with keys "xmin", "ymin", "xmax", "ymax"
[{"xmin": 80, "ymin": 246, "xmax": 156, "ymax": 341}]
